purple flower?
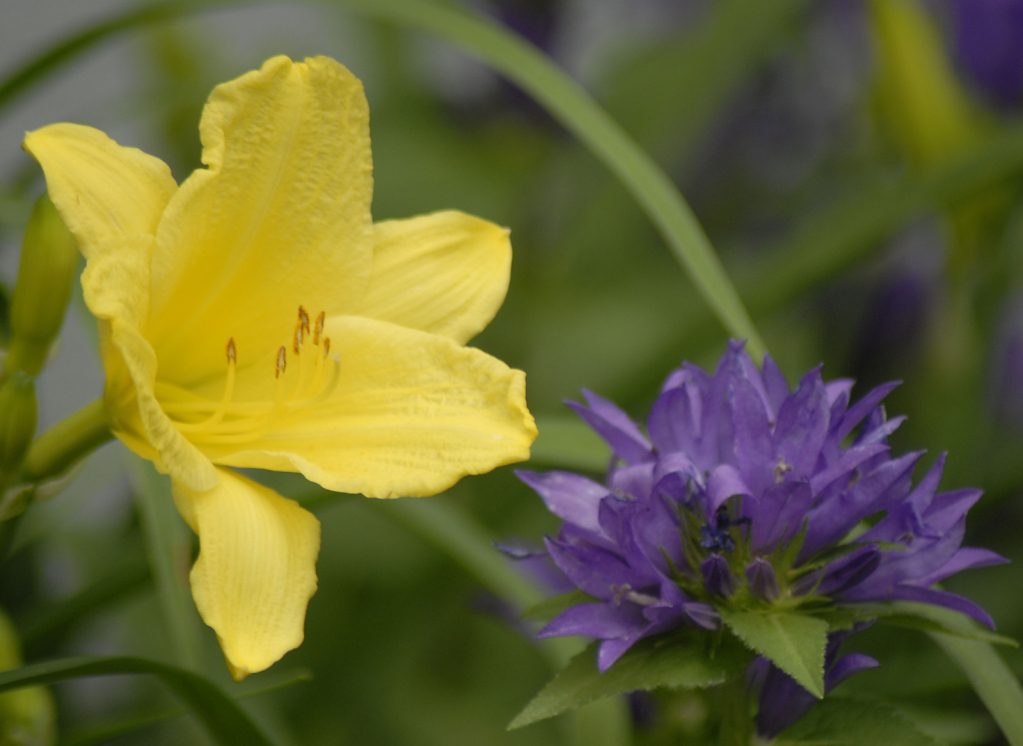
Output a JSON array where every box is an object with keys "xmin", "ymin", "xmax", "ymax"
[
  {"xmin": 950, "ymin": 0, "xmax": 1023, "ymax": 105},
  {"xmin": 517, "ymin": 341, "xmax": 1005, "ymax": 686}
]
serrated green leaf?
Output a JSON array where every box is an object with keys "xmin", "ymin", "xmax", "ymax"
[
  {"xmin": 721, "ymin": 609, "xmax": 827, "ymax": 698},
  {"xmin": 508, "ymin": 632, "xmax": 749, "ymax": 729},
  {"xmin": 521, "ymin": 590, "xmax": 600, "ymax": 622},
  {"xmin": 850, "ymin": 602, "xmax": 1019, "ymax": 647},
  {"xmin": 0, "ymin": 656, "xmax": 273, "ymax": 745},
  {"xmin": 774, "ymin": 698, "xmax": 939, "ymax": 745}
]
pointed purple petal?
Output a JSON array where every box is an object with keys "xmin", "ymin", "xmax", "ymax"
[
  {"xmin": 762, "ymin": 354, "xmax": 791, "ymax": 418},
  {"xmin": 775, "ymin": 367, "xmax": 830, "ymax": 480},
  {"xmin": 825, "ymin": 654, "xmax": 879, "ymax": 691},
  {"xmin": 913, "ymin": 547, "xmax": 1009, "ymax": 587},
  {"xmin": 545, "ymin": 537, "xmax": 633, "ymax": 600},
  {"xmin": 836, "ymin": 382, "xmax": 901, "ymax": 442},
  {"xmin": 517, "ymin": 470, "xmax": 609, "ymax": 534},
  {"xmin": 538, "ymin": 602, "xmax": 646, "ymax": 639}
]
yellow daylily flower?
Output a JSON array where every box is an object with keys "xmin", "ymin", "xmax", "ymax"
[{"xmin": 23, "ymin": 55, "xmax": 536, "ymax": 680}]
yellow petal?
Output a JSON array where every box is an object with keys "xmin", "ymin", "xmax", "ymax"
[
  {"xmin": 172, "ymin": 468, "xmax": 320, "ymax": 681},
  {"xmin": 361, "ymin": 211, "xmax": 512, "ymax": 344},
  {"xmin": 147, "ymin": 55, "xmax": 374, "ymax": 388},
  {"xmin": 83, "ymin": 235, "xmax": 217, "ymax": 490},
  {"xmin": 207, "ymin": 316, "xmax": 537, "ymax": 498},
  {"xmin": 22, "ymin": 123, "xmax": 176, "ymax": 258}
]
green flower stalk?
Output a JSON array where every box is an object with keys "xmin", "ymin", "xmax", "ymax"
[
  {"xmin": 5, "ymin": 194, "xmax": 78, "ymax": 379},
  {"xmin": 0, "ymin": 609, "xmax": 54, "ymax": 746}
]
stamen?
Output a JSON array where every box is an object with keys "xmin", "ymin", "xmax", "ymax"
[
  {"xmin": 276, "ymin": 346, "xmax": 287, "ymax": 378},
  {"xmin": 163, "ymin": 310, "xmax": 342, "ymax": 446},
  {"xmin": 313, "ymin": 311, "xmax": 325, "ymax": 345}
]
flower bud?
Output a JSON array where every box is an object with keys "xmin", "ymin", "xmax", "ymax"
[
  {"xmin": 746, "ymin": 557, "xmax": 781, "ymax": 602},
  {"xmin": 701, "ymin": 554, "xmax": 735, "ymax": 598},
  {"xmin": 0, "ymin": 372, "xmax": 37, "ymax": 486},
  {"xmin": 0, "ymin": 607, "xmax": 56, "ymax": 746},
  {"xmin": 6, "ymin": 193, "xmax": 79, "ymax": 377}
]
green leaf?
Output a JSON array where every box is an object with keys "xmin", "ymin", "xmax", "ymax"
[
  {"xmin": 0, "ymin": 656, "xmax": 273, "ymax": 745},
  {"xmin": 508, "ymin": 632, "xmax": 749, "ymax": 729},
  {"xmin": 850, "ymin": 602, "xmax": 1019, "ymax": 647},
  {"xmin": 721, "ymin": 609, "xmax": 828, "ymax": 698},
  {"xmin": 62, "ymin": 669, "xmax": 312, "ymax": 746},
  {"xmin": 930, "ymin": 634, "xmax": 1023, "ymax": 746},
  {"xmin": 774, "ymin": 697, "xmax": 939, "ymax": 746},
  {"xmin": 521, "ymin": 590, "xmax": 600, "ymax": 622}
]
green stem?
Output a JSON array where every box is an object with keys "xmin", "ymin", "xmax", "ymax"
[
  {"xmin": 19, "ymin": 399, "xmax": 112, "ymax": 484},
  {"xmin": 718, "ymin": 675, "xmax": 753, "ymax": 746},
  {"xmin": 930, "ymin": 633, "xmax": 1023, "ymax": 746}
]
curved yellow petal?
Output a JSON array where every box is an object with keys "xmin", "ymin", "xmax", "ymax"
[
  {"xmin": 172, "ymin": 468, "xmax": 320, "ymax": 681},
  {"xmin": 361, "ymin": 211, "xmax": 511, "ymax": 344},
  {"xmin": 83, "ymin": 235, "xmax": 217, "ymax": 490},
  {"xmin": 147, "ymin": 55, "xmax": 374, "ymax": 388},
  {"xmin": 207, "ymin": 316, "xmax": 537, "ymax": 498},
  {"xmin": 22, "ymin": 123, "xmax": 176, "ymax": 258}
]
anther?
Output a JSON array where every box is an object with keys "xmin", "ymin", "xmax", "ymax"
[
  {"xmin": 293, "ymin": 322, "xmax": 304, "ymax": 355},
  {"xmin": 276, "ymin": 346, "xmax": 287, "ymax": 378},
  {"xmin": 313, "ymin": 311, "xmax": 325, "ymax": 345},
  {"xmin": 773, "ymin": 456, "xmax": 794, "ymax": 483},
  {"xmin": 298, "ymin": 306, "xmax": 310, "ymax": 335},
  {"xmin": 322, "ymin": 337, "xmax": 331, "ymax": 357},
  {"xmin": 226, "ymin": 337, "xmax": 236, "ymax": 364}
]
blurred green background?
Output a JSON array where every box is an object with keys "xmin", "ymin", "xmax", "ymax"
[{"xmin": 3, "ymin": 0, "xmax": 1023, "ymax": 743}]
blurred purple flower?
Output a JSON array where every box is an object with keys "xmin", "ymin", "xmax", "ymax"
[
  {"xmin": 950, "ymin": 0, "xmax": 1023, "ymax": 105},
  {"xmin": 517, "ymin": 341, "xmax": 1005, "ymax": 691}
]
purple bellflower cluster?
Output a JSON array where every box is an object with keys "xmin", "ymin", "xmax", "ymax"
[
  {"xmin": 950, "ymin": 0, "xmax": 1023, "ymax": 106},
  {"xmin": 517, "ymin": 342, "xmax": 1004, "ymax": 734}
]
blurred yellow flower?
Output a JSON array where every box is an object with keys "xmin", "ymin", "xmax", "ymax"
[{"xmin": 23, "ymin": 55, "xmax": 536, "ymax": 680}]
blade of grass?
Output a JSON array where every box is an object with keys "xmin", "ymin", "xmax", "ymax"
[
  {"xmin": 0, "ymin": 656, "xmax": 274, "ymax": 745},
  {"xmin": 930, "ymin": 633, "xmax": 1023, "ymax": 746}
]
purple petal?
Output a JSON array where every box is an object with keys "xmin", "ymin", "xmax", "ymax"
[
  {"xmin": 815, "ymin": 546, "xmax": 880, "ymax": 597},
  {"xmin": 731, "ymin": 376, "xmax": 776, "ymax": 496},
  {"xmin": 809, "ymin": 442, "xmax": 889, "ymax": 497},
  {"xmin": 857, "ymin": 415, "xmax": 907, "ymax": 447},
  {"xmin": 775, "ymin": 367, "xmax": 830, "ymax": 480},
  {"xmin": 705, "ymin": 464, "xmax": 753, "ymax": 516},
  {"xmin": 598, "ymin": 635, "xmax": 646, "ymax": 672},
  {"xmin": 801, "ymin": 451, "xmax": 923, "ymax": 560},
  {"xmin": 545, "ymin": 537, "xmax": 633, "ymax": 600},
  {"xmin": 762, "ymin": 354, "xmax": 790, "ymax": 417},
  {"xmin": 538, "ymin": 602, "xmax": 646, "ymax": 639},
  {"xmin": 925, "ymin": 488, "xmax": 983, "ymax": 534},
  {"xmin": 683, "ymin": 602, "xmax": 722, "ymax": 630},
  {"xmin": 747, "ymin": 480, "xmax": 813, "ymax": 554},
  {"xmin": 824, "ymin": 379, "xmax": 855, "ymax": 408},
  {"xmin": 826, "ymin": 653, "xmax": 879, "ymax": 690},
  {"xmin": 517, "ymin": 470, "xmax": 609, "ymax": 535},
  {"xmin": 608, "ymin": 462, "xmax": 656, "ymax": 502},
  {"xmin": 835, "ymin": 382, "xmax": 901, "ymax": 442},
  {"xmin": 913, "ymin": 547, "xmax": 1009, "ymax": 587},
  {"xmin": 856, "ymin": 585, "xmax": 997, "ymax": 629},
  {"xmin": 568, "ymin": 391, "xmax": 653, "ymax": 465}
]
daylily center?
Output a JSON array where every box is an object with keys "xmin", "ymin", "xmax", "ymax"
[{"xmin": 158, "ymin": 306, "xmax": 341, "ymax": 444}]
